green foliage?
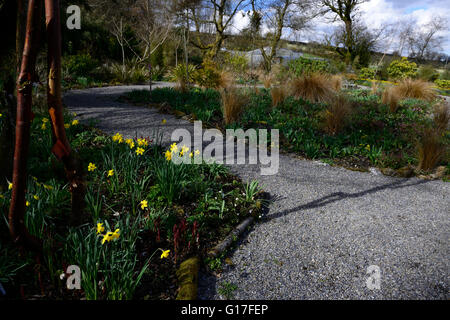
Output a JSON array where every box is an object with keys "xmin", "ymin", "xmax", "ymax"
[
  {"xmin": 193, "ymin": 60, "xmax": 223, "ymax": 89},
  {"xmin": 224, "ymin": 52, "xmax": 248, "ymax": 76},
  {"xmin": 435, "ymin": 79, "xmax": 450, "ymax": 90},
  {"xmin": 418, "ymin": 65, "xmax": 439, "ymax": 82},
  {"xmin": 359, "ymin": 67, "xmax": 377, "ymax": 79},
  {"xmin": 168, "ymin": 63, "xmax": 197, "ymax": 84},
  {"xmin": 288, "ymin": 57, "xmax": 332, "ymax": 76},
  {"xmin": 65, "ymin": 53, "xmax": 98, "ymax": 77},
  {"xmin": 387, "ymin": 58, "xmax": 418, "ymax": 80}
]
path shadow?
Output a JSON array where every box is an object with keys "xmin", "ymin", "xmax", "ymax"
[{"xmin": 263, "ymin": 177, "xmax": 430, "ymax": 222}]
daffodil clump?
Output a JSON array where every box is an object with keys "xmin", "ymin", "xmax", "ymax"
[
  {"xmin": 164, "ymin": 143, "xmax": 200, "ymax": 162},
  {"xmin": 97, "ymin": 222, "xmax": 120, "ymax": 244}
]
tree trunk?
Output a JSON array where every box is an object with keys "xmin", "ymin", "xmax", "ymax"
[
  {"xmin": 45, "ymin": 0, "xmax": 86, "ymax": 226},
  {"xmin": 9, "ymin": 0, "xmax": 43, "ymax": 253}
]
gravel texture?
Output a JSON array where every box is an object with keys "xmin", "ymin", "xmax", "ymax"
[{"xmin": 64, "ymin": 84, "xmax": 450, "ymax": 300}]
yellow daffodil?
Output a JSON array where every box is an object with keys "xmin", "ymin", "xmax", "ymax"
[
  {"xmin": 64, "ymin": 123, "xmax": 70, "ymax": 129},
  {"xmin": 72, "ymin": 120, "xmax": 79, "ymax": 126},
  {"xmin": 112, "ymin": 229, "xmax": 120, "ymax": 240},
  {"xmin": 41, "ymin": 123, "xmax": 47, "ymax": 130},
  {"xmin": 137, "ymin": 138, "xmax": 148, "ymax": 147},
  {"xmin": 101, "ymin": 232, "xmax": 114, "ymax": 244},
  {"xmin": 0, "ymin": 194, "xmax": 4, "ymax": 199},
  {"xmin": 0, "ymin": 113, "xmax": 3, "ymax": 117},
  {"xmin": 88, "ymin": 163, "xmax": 97, "ymax": 172},
  {"xmin": 108, "ymin": 169, "xmax": 114, "ymax": 177},
  {"xmin": 26, "ymin": 201, "xmax": 30, "ymax": 207},
  {"xmin": 140, "ymin": 199, "xmax": 148, "ymax": 210},
  {"xmin": 42, "ymin": 118, "xmax": 49, "ymax": 123},
  {"xmin": 162, "ymin": 119, "xmax": 167, "ymax": 124},
  {"xmin": 180, "ymin": 145, "xmax": 189, "ymax": 156},
  {"xmin": 195, "ymin": 150, "xmax": 200, "ymax": 156},
  {"xmin": 165, "ymin": 150, "xmax": 172, "ymax": 161},
  {"xmin": 8, "ymin": 182, "xmax": 13, "ymax": 190},
  {"xmin": 125, "ymin": 138, "xmax": 135, "ymax": 149},
  {"xmin": 43, "ymin": 184, "xmax": 53, "ymax": 190},
  {"xmin": 136, "ymin": 147, "xmax": 145, "ymax": 156},
  {"xmin": 170, "ymin": 143, "xmax": 178, "ymax": 153},
  {"xmin": 97, "ymin": 223, "xmax": 105, "ymax": 234},
  {"xmin": 189, "ymin": 152, "xmax": 193, "ymax": 158},
  {"xmin": 160, "ymin": 249, "xmax": 170, "ymax": 259},
  {"xmin": 33, "ymin": 195, "xmax": 39, "ymax": 200},
  {"xmin": 365, "ymin": 145, "xmax": 371, "ymax": 151},
  {"xmin": 112, "ymin": 133, "xmax": 124, "ymax": 143}
]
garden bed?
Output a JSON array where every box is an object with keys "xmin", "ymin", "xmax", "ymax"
[
  {"xmin": 121, "ymin": 86, "xmax": 449, "ymax": 180},
  {"xmin": 0, "ymin": 109, "xmax": 265, "ymax": 300}
]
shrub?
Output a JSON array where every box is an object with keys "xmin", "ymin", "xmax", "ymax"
[
  {"xmin": 387, "ymin": 57, "xmax": 418, "ymax": 80},
  {"xmin": 395, "ymin": 78, "xmax": 436, "ymax": 102},
  {"xmin": 435, "ymin": 79, "xmax": 450, "ymax": 90},
  {"xmin": 224, "ymin": 52, "xmax": 248, "ymax": 76},
  {"xmin": 168, "ymin": 63, "xmax": 196, "ymax": 91},
  {"xmin": 193, "ymin": 60, "xmax": 223, "ymax": 89},
  {"xmin": 271, "ymin": 87, "xmax": 287, "ymax": 107},
  {"xmin": 417, "ymin": 128, "xmax": 446, "ymax": 171},
  {"xmin": 65, "ymin": 54, "xmax": 98, "ymax": 77},
  {"xmin": 322, "ymin": 93, "xmax": 352, "ymax": 135},
  {"xmin": 109, "ymin": 62, "xmax": 149, "ymax": 84},
  {"xmin": 289, "ymin": 73, "xmax": 334, "ymax": 103},
  {"xmin": 221, "ymin": 87, "xmax": 248, "ymax": 125},
  {"xmin": 439, "ymin": 69, "xmax": 450, "ymax": 80},
  {"xmin": 359, "ymin": 67, "xmax": 377, "ymax": 79},
  {"xmin": 418, "ymin": 65, "xmax": 439, "ymax": 82},
  {"xmin": 287, "ymin": 57, "xmax": 331, "ymax": 76}
]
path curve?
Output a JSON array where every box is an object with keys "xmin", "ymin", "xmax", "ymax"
[{"xmin": 63, "ymin": 84, "xmax": 449, "ymax": 300}]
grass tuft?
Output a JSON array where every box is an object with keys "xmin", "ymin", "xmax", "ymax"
[
  {"xmin": 382, "ymin": 86, "xmax": 401, "ymax": 113},
  {"xmin": 322, "ymin": 93, "xmax": 352, "ymax": 135},
  {"xmin": 417, "ymin": 128, "xmax": 446, "ymax": 171},
  {"xmin": 221, "ymin": 87, "xmax": 248, "ymax": 125},
  {"xmin": 433, "ymin": 103, "xmax": 449, "ymax": 134},
  {"xmin": 271, "ymin": 86, "xmax": 287, "ymax": 107},
  {"xmin": 395, "ymin": 78, "xmax": 436, "ymax": 102},
  {"xmin": 289, "ymin": 73, "xmax": 334, "ymax": 103}
]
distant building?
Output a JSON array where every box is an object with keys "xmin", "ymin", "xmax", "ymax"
[{"xmin": 224, "ymin": 47, "xmax": 325, "ymax": 67}]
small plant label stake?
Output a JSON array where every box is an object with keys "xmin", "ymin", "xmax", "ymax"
[
  {"xmin": 66, "ymin": 5, "xmax": 81, "ymax": 30},
  {"xmin": 366, "ymin": 265, "xmax": 381, "ymax": 290},
  {"xmin": 61, "ymin": 265, "xmax": 81, "ymax": 290}
]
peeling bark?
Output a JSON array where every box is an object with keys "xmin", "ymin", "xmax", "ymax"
[
  {"xmin": 45, "ymin": 0, "xmax": 86, "ymax": 226},
  {"xmin": 9, "ymin": 0, "xmax": 43, "ymax": 252}
]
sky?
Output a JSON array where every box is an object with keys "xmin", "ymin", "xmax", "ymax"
[{"xmin": 230, "ymin": 0, "xmax": 450, "ymax": 55}]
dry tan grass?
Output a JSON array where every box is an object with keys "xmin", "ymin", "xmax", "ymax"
[
  {"xmin": 258, "ymin": 72, "xmax": 274, "ymax": 89},
  {"xmin": 221, "ymin": 87, "xmax": 249, "ymax": 125},
  {"xmin": 322, "ymin": 93, "xmax": 353, "ymax": 135},
  {"xmin": 417, "ymin": 128, "xmax": 446, "ymax": 171},
  {"xmin": 218, "ymin": 70, "xmax": 234, "ymax": 90},
  {"xmin": 289, "ymin": 73, "xmax": 334, "ymax": 103},
  {"xmin": 433, "ymin": 103, "xmax": 450, "ymax": 133},
  {"xmin": 395, "ymin": 78, "xmax": 436, "ymax": 102},
  {"xmin": 271, "ymin": 86, "xmax": 287, "ymax": 107},
  {"xmin": 382, "ymin": 86, "xmax": 401, "ymax": 113},
  {"xmin": 371, "ymin": 81, "xmax": 380, "ymax": 95},
  {"xmin": 330, "ymin": 75, "xmax": 343, "ymax": 92}
]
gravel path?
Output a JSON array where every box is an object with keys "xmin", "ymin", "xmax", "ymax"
[{"xmin": 63, "ymin": 84, "xmax": 449, "ymax": 300}]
